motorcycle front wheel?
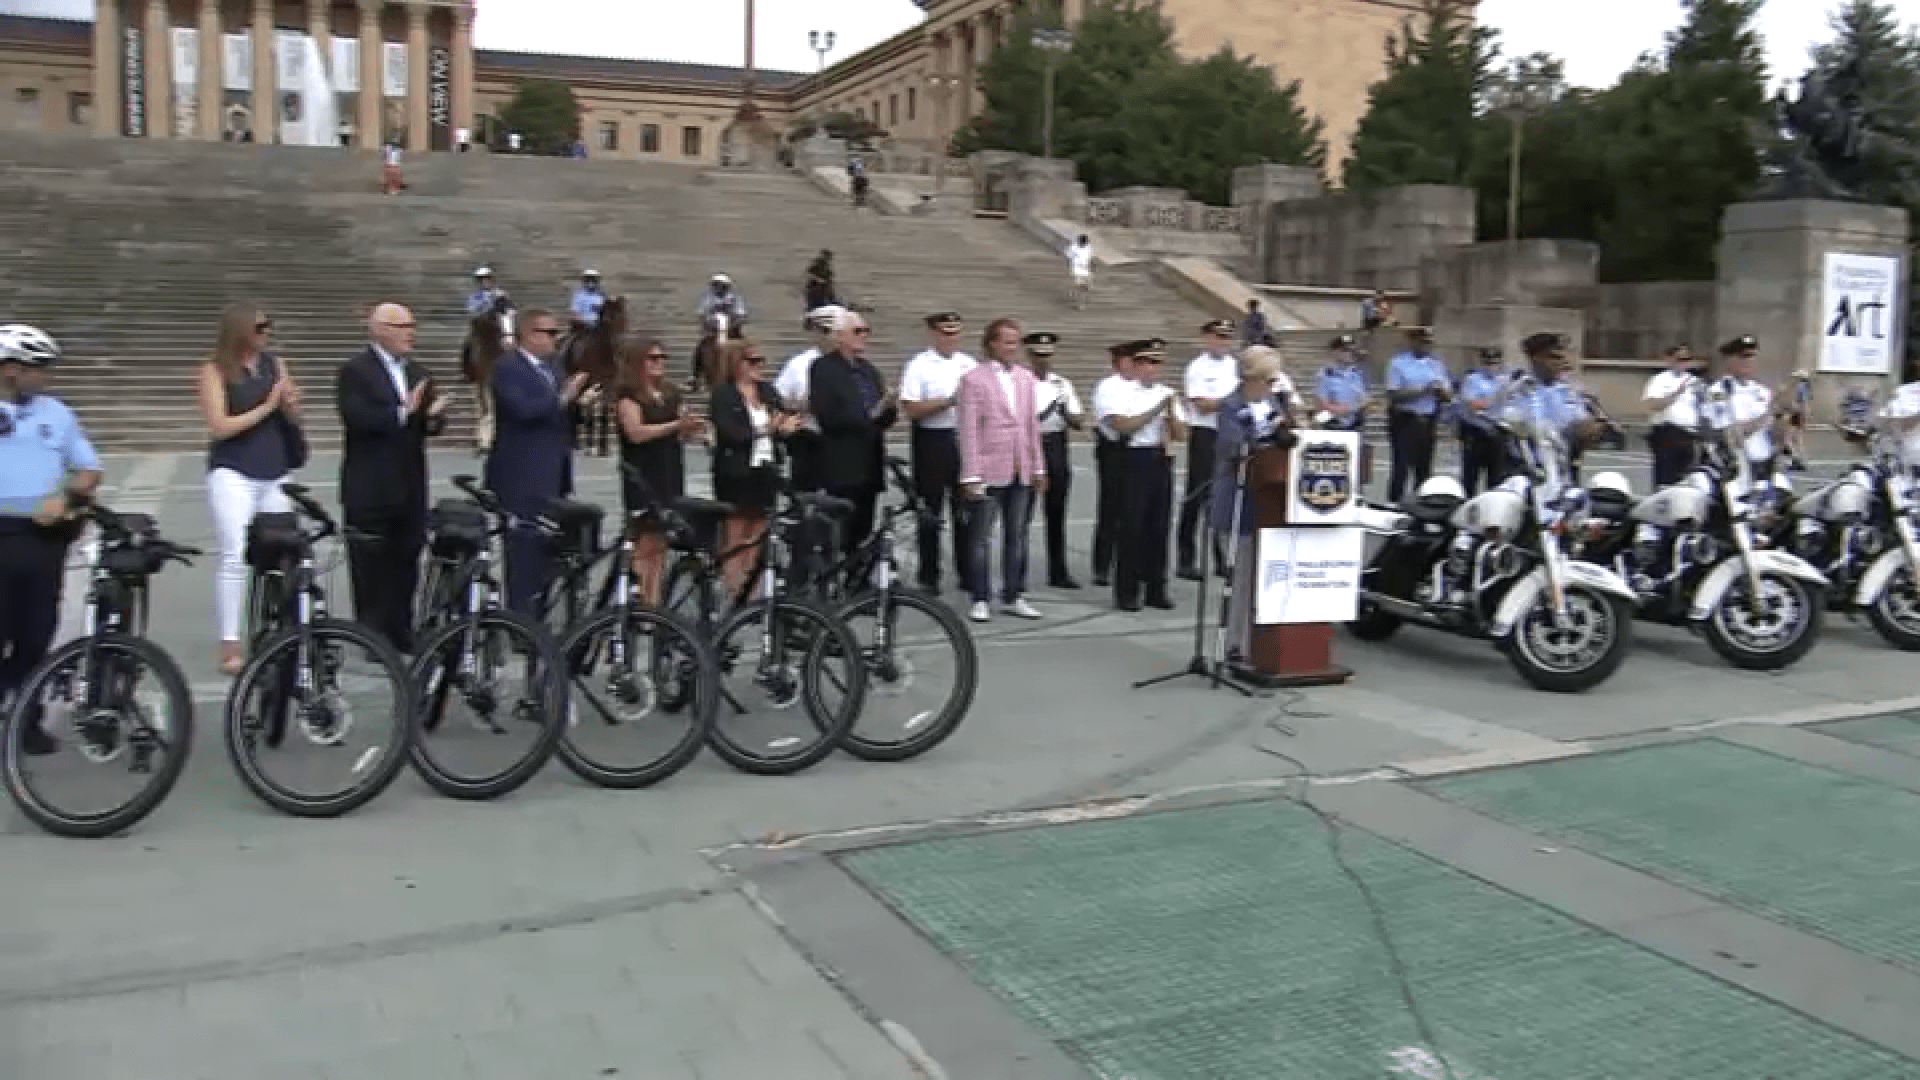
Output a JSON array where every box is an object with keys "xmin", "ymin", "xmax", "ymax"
[
  {"xmin": 1865, "ymin": 565, "xmax": 1920, "ymax": 652},
  {"xmin": 1701, "ymin": 571, "xmax": 1823, "ymax": 670},
  {"xmin": 1503, "ymin": 586, "xmax": 1633, "ymax": 693}
]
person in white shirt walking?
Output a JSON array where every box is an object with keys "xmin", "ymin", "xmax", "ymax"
[
  {"xmin": 1066, "ymin": 235, "xmax": 1094, "ymax": 309},
  {"xmin": 1027, "ymin": 331, "xmax": 1084, "ymax": 588},
  {"xmin": 1177, "ymin": 319, "xmax": 1239, "ymax": 580},
  {"xmin": 775, "ymin": 305, "xmax": 844, "ymax": 492},
  {"xmin": 899, "ymin": 312, "xmax": 979, "ymax": 593},
  {"xmin": 1641, "ymin": 344, "xmax": 1703, "ymax": 487}
]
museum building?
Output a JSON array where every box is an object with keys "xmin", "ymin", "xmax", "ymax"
[{"xmin": 0, "ymin": 0, "xmax": 1459, "ymax": 167}]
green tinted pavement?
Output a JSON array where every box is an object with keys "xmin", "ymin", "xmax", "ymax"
[
  {"xmin": 1427, "ymin": 739, "xmax": 1920, "ymax": 973},
  {"xmin": 841, "ymin": 799, "xmax": 1910, "ymax": 1080},
  {"xmin": 1821, "ymin": 710, "xmax": 1920, "ymax": 760}
]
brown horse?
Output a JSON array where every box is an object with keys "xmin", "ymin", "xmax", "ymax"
[
  {"xmin": 462, "ymin": 304, "xmax": 515, "ymax": 450},
  {"xmin": 557, "ymin": 294, "xmax": 627, "ymax": 456},
  {"xmin": 690, "ymin": 315, "xmax": 748, "ymax": 393}
]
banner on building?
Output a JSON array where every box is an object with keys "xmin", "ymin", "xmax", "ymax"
[
  {"xmin": 1819, "ymin": 251, "xmax": 1905, "ymax": 375},
  {"xmin": 171, "ymin": 27, "xmax": 197, "ymax": 136},
  {"xmin": 276, "ymin": 31, "xmax": 305, "ymax": 92},
  {"xmin": 223, "ymin": 32, "xmax": 250, "ymax": 92},
  {"xmin": 332, "ymin": 37, "xmax": 359, "ymax": 94},
  {"xmin": 382, "ymin": 42, "xmax": 408, "ymax": 98},
  {"xmin": 429, "ymin": 45, "xmax": 451, "ymax": 150},
  {"xmin": 122, "ymin": 22, "xmax": 145, "ymax": 136}
]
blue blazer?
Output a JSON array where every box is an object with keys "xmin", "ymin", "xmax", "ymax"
[
  {"xmin": 485, "ymin": 350, "xmax": 573, "ymax": 514},
  {"xmin": 1210, "ymin": 388, "xmax": 1294, "ymax": 536}
]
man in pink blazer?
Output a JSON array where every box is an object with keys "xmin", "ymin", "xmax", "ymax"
[{"xmin": 956, "ymin": 320, "xmax": 1049, "ymax": 622}]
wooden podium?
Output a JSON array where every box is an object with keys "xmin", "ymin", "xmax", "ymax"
[{"xmin": 1228, "ymin": 441, "xmax": 1356, "ymax": 689}]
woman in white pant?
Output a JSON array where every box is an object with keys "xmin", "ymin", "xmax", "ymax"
[{"xmin": 198, "ymin": 302, "xmax": 304, "ymax": 674}]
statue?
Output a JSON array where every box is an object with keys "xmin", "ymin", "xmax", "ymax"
[{"xmin": 1757, "ymin": 55, "xmax": 1920, "ymax": 203}]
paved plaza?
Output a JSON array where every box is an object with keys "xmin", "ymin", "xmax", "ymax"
[{"xmin": 4, "ymin": 440, "xmax": 1920, "ymax": 1079}]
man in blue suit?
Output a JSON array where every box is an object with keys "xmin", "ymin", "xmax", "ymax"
[{"xmin": 485, "ymin": 307, "xmax": 587, "ymax": 613}]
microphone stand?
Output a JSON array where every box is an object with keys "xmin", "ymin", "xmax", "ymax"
[{"xmin": 1133, "ymin": 443, "xmax": 1261, "ymax": 696}]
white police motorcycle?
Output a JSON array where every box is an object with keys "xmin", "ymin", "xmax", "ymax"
[{"xmin": 1348, "ymin": 392, "xmax": 1637, "ymax": 692}]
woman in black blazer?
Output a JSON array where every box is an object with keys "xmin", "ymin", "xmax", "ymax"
[{"xmin": 710, "ymin": 338, "xmax": 799, "ymax": 591}]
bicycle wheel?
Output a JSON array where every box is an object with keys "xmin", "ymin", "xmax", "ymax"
[
  {"xmin": 409, "ymin": 609, "xmax": 567, "ymax": 800},
  {"xmin": 825, "ymin": 588, "xmax": 977, "ymax": 762},
  {"xmin": 706, "ymin": 597, "xmax": 866, "ymax": 776},
  {"xmin": 555, "ymin": 606, "xmax": 717, "ymax": 789},
  {"xmin": 226, "ymin": 618, "xmax": 417, "ymax": 818},
  {"xmin": 2, "ymin": 635, "xmax": 193, "ymax": 838}
]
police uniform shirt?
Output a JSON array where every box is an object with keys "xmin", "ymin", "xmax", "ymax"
[
  {"xmin": 777, "ymin": 347, "xmax": 822, "ymax": 433},
  {"xmin": 0, "ymin": 395, "xmax": 100, "ymax": 517},
  {"xmin": 1496, "ymin": 377, "xmax": 1588, "ymax": 440},
  {"xmin": 1316, "ymin": 364, "xmax": 1369, "ymax": 429},
  {"xmin": 1035, "ymin": 373, "xmax": 1083, "ymax": 435},
  {"xmin": 1702, "ymin": 377, "xmax": 1773, "ymax": 463},
  {"xmin": 899, "ymin": 348, "xmax": 979, "ymax": 430},
  {"xmin": 1457, "ymin": 368, "xmax": 1507, "ymax": 431},
  {"xmin": 1387, "ymin": 350, "xmax": 1449, "ymax": 416},
  {"xmin": 570, "ymin": 287, "xmax": 606, "ymax": 325},
  {"xmin": 1092, "ymin": 373, "xmax": 1133, "ymax": 441},
  {"xmin": 1643, "ymin": 368, "xmax": 1700, "ymax": 430},
  {"xmin": 467, "ymin": 288, "xmax": 504, "ymax": 316},
  {"xmin": 1883, "ymin": 382, "xmax": 1920, "ymax": 462},
  {"xmin": 1096, "ymin": 379, "xmax": 1176, "ymax": 449},
  {"xmin": 1182, "ymin": 352, "xmax": 1239, "ymax": 431}
]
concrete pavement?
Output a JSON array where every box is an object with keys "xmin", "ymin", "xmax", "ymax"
[{"xmin": 4, "ymin": 441, "xmax": 1919, "ymax": 1079}]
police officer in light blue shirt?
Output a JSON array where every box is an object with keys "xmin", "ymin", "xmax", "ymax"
[
  {"xmin": 0, "ymin": 324, "xmax": 103, "ymax": 755},
  {"xmin": 1315, "ymin": 333, "xmax": 1370, "ymax": 431},
  {"xmin": 1494, "ymin": 332, "xmax": 1595, "ymax": 479},
  {"xmin": 568, "ymin": 269, "xmax": 606, "ymax": 330},
  {"xmin": 1384, "ymin": 325, "xmax": 1451, "ymax": 501},
  {"xmin": 1455, "ymin": 346, "xmax": 1508, "ymax": 493},
  {"xmin": 466, "ymin": 266, "xmax": 510, "ymax": 316}
]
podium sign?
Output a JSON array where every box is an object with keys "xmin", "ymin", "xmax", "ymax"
[
  {"xmin": 1255, "ymin": 526, "xmax": 1364, "ymax": 625},
  {"xmin": 1286, "ymin": 430, "xmax": 1361, "ymax": 524}
]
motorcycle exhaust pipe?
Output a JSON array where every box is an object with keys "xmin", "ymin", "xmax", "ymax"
[{"xmin": 1361, "ymin": 591, "xmax": 1448, "ymax": 629}]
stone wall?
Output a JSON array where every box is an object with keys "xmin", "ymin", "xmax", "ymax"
[
  {"xmin": 1260, "ymin": 185, "xmax": 1475, "ymax": 291},
  {"xmin": 1420, "ymin": 239, "xmax": 1599, "ymax": 309},
  {"xmin": 1573, "ymin": 281, "xmax": 1718, "ymax": 362}
]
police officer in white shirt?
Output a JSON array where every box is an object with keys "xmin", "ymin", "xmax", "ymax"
[
  {"xmin": 1026, "ymin": 331, "xmax": 1084, "ymax": 588},
  {"xmin": 776, "ymin": 305, "xmax": 845, "ymax": 492},
  {"xmin": 1096, "ymin": 339, "xmax": 1185, "ymax": 612},
  {"xmin": 1641, "ymin": 344, "xmax": 1704, "ymax": 487},
  {"xmin": 899, "ymin": 311, "xmax": 979, "ymax": 592},
  {"xmin": 1703, "ymin": 335, "xmax": 1777, "ymax": 473},
  {"xmin": 1880, "ymin": 354, "xmax": 1920, "ymax": 462},
  {"xmin": 1089, "ymin": 341, "xmax": 1137, "ymax": 587},
  {"xmin": 1177, "ymin": 318, "xmax": 1239, "ymax": 580}
]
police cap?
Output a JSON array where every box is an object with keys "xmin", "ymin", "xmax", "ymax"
[
  {"xmin": 925, "ymin": 311, "xmax": 964, "ymax": 333},
  {"xmin": 1521, "ymin": 332, "xmax": 1568, "ymax": 357},
  {"xmin": 1329, "ymin": 333, "xmax": 1357, "ymax": 350},
  {"xmin": 1477, "ymin": 346, "xmax": 1504, "ymax": 361},
  {"xmin": 1023, "ymin": 331, "xmax": 1059, "ymax": 356},
  {"xmin": 1719, "ymin": 334, "xmax": 1759, "ymax": 356},
  {"xmin": 1130, "ymin": 338, "xmax": 1166, "ymax": 363},
  {"xmin": 1201, "ymin": 318, "xmax": 1236, "ymax": 337}
]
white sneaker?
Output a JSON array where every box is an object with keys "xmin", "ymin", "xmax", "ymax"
[
  {"xmin": 969, "ymin": 601, "xmax": 991, "ymax": 622},
  {"xmin": 1003, "ymin": 598, "xmax": 1042, "ymax": 620}
]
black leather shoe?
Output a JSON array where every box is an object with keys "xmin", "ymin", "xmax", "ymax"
[
  {"xmin": 1145, "ymin": 594, "xmax": 1177, "ymax": 611},
  {"xmin": 1176, "ymin": 566, "xmax": 1202, "ymax": 582},
  {"xmin": 1116, "ymin": 598, "xmax": 1142, "ymax": 613},
  {"xmin": 1049, "ymin": 574, "xmax": 1081, "ymax": 590},
  {"xmin": 1092, "ymin": 574, "xmax": 1110, "ymax": 588}
]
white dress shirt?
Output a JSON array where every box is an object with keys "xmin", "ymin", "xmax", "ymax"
[
  {"xmin": 993, "ymin": 364, "xmax": 1018, "ymax": 414},
  {"xmin": 1703, "ymin": 377, "xmax": 1773, "ymax": 463},
  {"xmin": 1092, "ymin": 374, "xmax": 1130, "ymax": 441},
  {"xmin": 373, "ymin": 344, "xmax": 408, "ymax": 424},
  {"xmin": 1183, "ymin": 352, "xmax": 1239, "ymax": 431},
  {"xmin": 1096, "ymin": 379, "xmax": 1175, "ymax": 448},
  {"xmin": 899, "ymin": 348, "xmax": 978, "ymax": 430},
  {"xmin": 1883, "ymin": 382, "xmax": 1920, "ymax": 463},
  {"xmin": 776, "ymin": 346, "xmax": 821, "ymax": 433},
  {"xmin": 1643, "ymin": 368, "xmax": 1700, "ymax": 430},
  {"xmin": 1036, "ymin": 373, "xmax": 1083, "ymax": 435}
]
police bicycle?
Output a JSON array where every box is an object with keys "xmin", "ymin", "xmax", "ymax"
[
  {"xmin": 794, "ymin": 456, "xmax": 977, "ymax": 762},
  {"xmin": 654, "ymin": 476, "xmax": 867, "ymax": 776},
  {"xmin": 531, "ymin": 483, "xmax": 718, "ymax": 789},
  {"xmin": 407, "ymin": 475, "xmax": 568, "ymax": 800},
  {"xmin": 226, "ymin": 483, "xmax": 419, "ymax": 817},
  {"xmin": 1, "ymin": 501, "xmax": 198, "ymax": 837}
]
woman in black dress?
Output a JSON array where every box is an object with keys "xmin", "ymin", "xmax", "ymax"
[
  {"xmin": 614, "ymin": 336, "xmax": 702, "ymax": 605},
  {"xmin": 710, "ymin": 338, "xmax": 800, "ymax": 594}
]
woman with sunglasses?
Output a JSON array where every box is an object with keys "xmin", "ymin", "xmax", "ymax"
[
  {"xmin": 710, "ymin": 338, "xmax": 801, "ymax": 593},
  {"xmin": 198, "ymin": 301, "xmax": 306, "ymax": 675},
  {"xmin": 614, "ymin": 337, "xmax": 704, "ymax": 604}
]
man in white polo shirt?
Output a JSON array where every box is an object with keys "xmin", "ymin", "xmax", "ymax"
[
  {"xmin": 775, "ymin": 305, "xmax": 844, "ymax": 493},
  {"xmin": 1641, "ymin": 344, "xmax": 1703, "ymax": 487},
  {"xmin": 1177, "ymin": 318, "xmax": 1239, "ymax": 580},
  {"xmin": 899, "ymin": 311, "xmax": 979, "ymax": 593}
]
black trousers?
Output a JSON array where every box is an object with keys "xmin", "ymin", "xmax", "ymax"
[
  {"xmin": 1092, "ymin": 436, "xmax": 1120, "ymax": 580},
  {"xmin": 1387, "ymin": 411, "xmax": 1438, "ymax": 502},
  {"xmin": 1458, "ymin": 427, "xmax": 1505, "ymax": 495},
  {"xmin": 788, "ymin": 432, "xmax": 824, "ymax": 493},
  {"xmin": 1040, "ymin": 431, "xmax": 1072, "ymax": 580},
  {"xmin": 1176, "ymin": 426, "xmax": 1227, "ymax": 572},
  {"xmin": 827, "ymin": 482, "xmax": 878, "ymax": 556},
  {"xmin": 1114, "ymin": 448, "xmax": 1173, "ymax": 606},
  {"xmin": 1648, "ymin": 424, "xmax": 1698, "ymax": 488},
  {"xmin": 910, "ymin": 427, "xmax": 968, "ymax": 591},
  {"xmin": 345, "ymin": 506, "xmax": 425, "ymax": 653},
  {"xmin": 0, "ymin": 522, "xmax": 67, "ymax": 712}
]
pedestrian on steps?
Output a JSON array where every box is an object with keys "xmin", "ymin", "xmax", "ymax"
[{"xmin": 381, "ymin": 143, "xmax": 403, "ymax": 195}]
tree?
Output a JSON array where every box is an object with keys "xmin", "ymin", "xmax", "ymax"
[
  {"xmin": 789, "ymin": 110, "xmax": 888, "ymax": 146},
  {"xmin": 955, "ymin": 1, "xmax": 1324, "ymax": 204},
  {"xmin": 497, "ymin": 80, "xmax": 580, "ymax": 154},
  {"xmin": 1343, "ymin": 0, "xmax": 1496, "ymax": 190}
]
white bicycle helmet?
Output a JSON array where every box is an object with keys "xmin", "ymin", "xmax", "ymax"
[{"xmin": 0, "ymin": 323, "xmax": 60, "ymax": 366}]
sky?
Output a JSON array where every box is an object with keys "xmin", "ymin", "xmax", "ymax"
[{"xmin": 3, "ymin": 0, "xmax": 1916, "ymax": 88}]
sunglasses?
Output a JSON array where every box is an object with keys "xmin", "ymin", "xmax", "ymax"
[
  {"xmin": 745, "ymin": 355, "xmax": 767, "ymax": 364},
  {"xmin": 526, "ymin": 327, "xmax": 559, "ymax": 337},
  {"xmin": 645, "ymin": 352, "xmax": 668, "ymax": 360},
  {"xmin": 255, "ymin": 320, "xmax": 274, "ymax": 332},
  {"xmin": 850, "ymin": 326, "xmax": 871, "ymax": 336}
]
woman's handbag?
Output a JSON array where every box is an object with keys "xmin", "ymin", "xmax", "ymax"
[{"xmin": 279, "ymin": 412, "xmax": 310, "ymax": 472}]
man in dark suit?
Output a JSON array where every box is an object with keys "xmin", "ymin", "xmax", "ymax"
[
  {"xmin": 336, "ymin": 302, "xmax": 446, "ymax": 653},
  {"xmin": 487, "ymin": 307, "xmax": 587, "ymax": 613},
  {"xmin": 807, "ymin": 309, "xmax": 896, "ymax": 552}
]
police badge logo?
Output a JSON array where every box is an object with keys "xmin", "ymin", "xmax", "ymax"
[{"xmin": 1296, "ymin": 440, "xmax": 1353, "ymax": 514}]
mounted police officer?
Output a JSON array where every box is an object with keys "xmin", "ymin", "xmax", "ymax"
[
  {"xmin": 466, "ymin": 266, "xmax": 511, "ymax": 317},
  {"xmin": 569, "ymin": 269, "xmax": 606, "ymax": 332},
  {"xmin": 0, "ymin": 325, "xmax": 102, "ymax": 756}
]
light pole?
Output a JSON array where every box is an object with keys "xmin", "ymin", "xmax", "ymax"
[
  {"xmin": 1487, "ymin": 63, "xmax": 1553, "ymax": 303},
  {"xmin": 926, "ymin": 73, "xmax": 960, "ymax": 196},
  {"xmin": 1030, "ymin": 28, "xmax": 1073, "ymax": 161},
  {"xmin": 808, "ymin": 30, "xmax": 835, "ymax": 71}
]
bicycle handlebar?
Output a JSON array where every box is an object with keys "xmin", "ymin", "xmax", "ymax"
[
  {"xmin": 279, "ymin": 482, "xmax": 338, "ymax": 541},
  {"xmin": 449, "ymin": 474, "xmax": 561, "ymax": 538},
  {"xmin": 65, "ymin": 495, "xmax": 204, "ymax": 567}
]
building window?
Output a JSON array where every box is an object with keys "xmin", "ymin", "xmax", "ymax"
[
  {"xmin": 908, "ymin": 87, "xmax": 916, "ymax": 120},
  {"xmin": 598, "ymin": 120, "xmax": 618, "ymax": 151},
  {"xmin": 854, "ymin": 106, "xmax": 864, "ymax": 122},
  {"xmin": 872, "ymin": 100, "xmax": 881, "ymax": 125},
  {"xmin": 14, "ymin": 87, "xmax": 40, "ymax": 131},
  {"xmin": 67, "ymin": 91, "xmax": 91, "ymax": 127},
  {"xmin": 681, "ymin": 125, "xmax": 701, "ymax": 158},
  {"xmin": 889, "ymin": 94, "xmax": 898, "ymax": 125},
  {"xmin": 640, "ymin": 123, "xmax": 660, "ymax": 153}
]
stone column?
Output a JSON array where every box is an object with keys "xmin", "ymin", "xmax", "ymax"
[
  {"xmin": 196, "ymin": 0, "xmax": 221, "ymax": 139},
  {"xmin": 143, "ymin": 0, "xmax": 171, "ymax": 138},
  {"xmin": 357, "ymin": 0, "xmax": 381, "ymax": 147},
  {"xmin": 451, "ymin": 1, "xmax": 473, "ymax": 143},
  {"xmin": 91, "ymin": 0, "xmax": 120, "ymax": 136},
  {"xmin": 958, "ymin": 23, "xmax": 974, "ymax": 123},
  {"xmin": 405, "ymin": 0, "xmax": 428, "ymax": 152},
  {"xmin": 250, "ymin": 0, "xmax": 273, "ymax": 144},
  {"xmin": 1063, "ymin": 0, "xmax": 1085, "ymax": 26}
]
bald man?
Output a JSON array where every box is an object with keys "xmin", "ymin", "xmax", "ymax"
[{"xmin": 336, "ymin": 302, "xmax": 447, "ymax": 653}]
